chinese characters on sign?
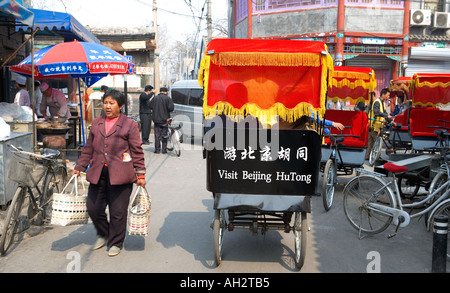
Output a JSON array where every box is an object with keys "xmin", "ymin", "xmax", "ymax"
[
  {"xmin": 218, "ymin": 145, "xmax": 312, "ymax": 185},
  {"xmin": 224, "ymin": 145, "xmax": 308, "ymax": 162}
]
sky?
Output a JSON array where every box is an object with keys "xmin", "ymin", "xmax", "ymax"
[{"xmin": 33, "ymin": 0, "xmax": 228, "ymax": 41}]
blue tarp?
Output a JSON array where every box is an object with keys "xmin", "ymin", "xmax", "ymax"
[
  {"xmin": 19, "ymin": 8, "xmax": 99, "ymax": 44},
  {"xmin": 0, "ymin": 0, "xmax": 34, "ymax": 26}
]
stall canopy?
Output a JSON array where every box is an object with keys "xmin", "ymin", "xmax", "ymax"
[
  {"xmin": 0, "ymin": 0, "xmax": 34, "ymax": 26},
  {"xmin": 410, "ymin": 73, "xmax": 450, "ymax": 107},
  {"xmin": 17, "ymin": 8, "xmax": 99, "ymax": 44},
  {"xmin": 327, "ymin": 66, "xmax": 376, "ymax": 104},
  {"xmin": 198, "ymin": 38, "xmax": 334, "ymax": 123}
]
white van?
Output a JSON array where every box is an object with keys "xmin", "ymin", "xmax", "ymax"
[{"xmin": 169, "ymin": 80, "xmax": 203, "ymax": 138}]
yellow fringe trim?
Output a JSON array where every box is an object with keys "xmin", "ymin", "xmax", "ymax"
[
  {"xmin": 414, "ymin": 80, "xmax": 450, "ymax": 89},
  {"xmin": 327, "ymin": 96, "xmax": 367, "ymax": 104},
  {"xmin": 203, "ymin": 101, "xmax": 323, "ymax": 124},
  {"xmin": 210, "ymin": 52, "xmax": 321, "ymax": 67},
  {"xmin": 412, "ymin": 101, "xmax": 450, "ymax": 107},
  {"xmin": 329, "ymin": 78, "xmax": 376, "ymax": 91}
]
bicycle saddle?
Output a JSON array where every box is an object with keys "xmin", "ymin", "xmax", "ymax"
[
  {"xmin": 40, "ymin": 148, "xmax": 61, "ymax": 158},
  {"xmin": 383, "ymin": 162, "xmax": 408, "ymax": 174}
]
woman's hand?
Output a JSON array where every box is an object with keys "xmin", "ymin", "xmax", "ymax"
[
  {"xmin": 72, "ymin": 169, "xmax": 80, "ymax": 176},
  {"xmin": 136, "ymin": 178, "xmax": 146, "ymax": 187}
]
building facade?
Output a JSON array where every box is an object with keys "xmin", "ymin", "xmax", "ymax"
[{"xmin": 229, "ymin": 0, "xmax": 450, "ymax": 94}]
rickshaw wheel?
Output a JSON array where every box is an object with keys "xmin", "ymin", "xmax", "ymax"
[
  {"xmin": 213, "ymin": 209, "xmax": 226, "ymax": 266},
  {"xmin": 369, "ymin": 135, "xmax": 383, "ymax": 166},
  {"xmin": 322, "ymin": 159, "xmax": 335, "ymax": 211},
  {"xmin": 294, "ymin": 212, "xmax": 307, "ymax": 270}
]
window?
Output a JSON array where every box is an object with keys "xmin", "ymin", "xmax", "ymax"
[
  {"xmin": 188, "ymin": 89, "xmax": 204, "ymax": 107},
  {"xmin": 171, "ymin": 88, "xmax": 189, "ymax": 105}
]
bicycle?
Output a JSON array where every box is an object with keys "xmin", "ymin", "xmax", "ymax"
[
  {"xmin": 165, "ymin": 118, "xmax": 183, "ymax": 157},
  {"xmin": 368, "ymin": 119, "xmax": 410, "ymax": 166},
  {"xmin": 343, "ymin": 150, "xmax": 450, "ymax": 239},
  {"xmin": 0, "ymin": 144, "xmax": 68, "ymax": 255}
]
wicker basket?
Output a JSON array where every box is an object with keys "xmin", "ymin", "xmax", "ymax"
[
  {"xmin": 128, "ymin": 186, "xmax": 151, "ymax": 236},
  {"xmin": 8, "ymin": 153, "xmax": 46, "ymax": 187}
]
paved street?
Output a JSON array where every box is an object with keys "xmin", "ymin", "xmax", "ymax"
[{"xmin": 0, "ymin": 138, "xmax": 447, "ymax": 274}]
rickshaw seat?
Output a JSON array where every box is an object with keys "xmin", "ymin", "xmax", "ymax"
[
  {"xmin": 393, "ymin": 111, "xmax": 409, "ymax": 131},
  {"xmin": 324, "ymin": 110, "xmax": 368, "ymax": 148},
  {"xmin": 409, "ymin": 108, "xmax": 448, "ymax": 137}
]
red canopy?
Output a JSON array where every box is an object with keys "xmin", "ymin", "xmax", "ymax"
[
  {"xmin": 389, "ymin": 76, "xmax": 412, "ymax": 99},
  {"xmin": 198, "ymin": 38, "xmax": 333, "ymax": 123},
  {"xmin": 410, "ymin": 73, "xmax": 450, "ymax": 107},
  {"xmin": 327, "ymin": 66, "xmax": 376, "ymax": 104}
]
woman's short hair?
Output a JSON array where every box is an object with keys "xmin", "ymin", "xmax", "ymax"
[{"xmin": 103, "ymin": 89, "xmax": 125, "ymax": 107}]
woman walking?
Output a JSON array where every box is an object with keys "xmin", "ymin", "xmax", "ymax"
[{"xmin": 72, "ymin": 89, "xmax": 146, "ymax": 256}]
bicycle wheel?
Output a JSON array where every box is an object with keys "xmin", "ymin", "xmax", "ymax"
[
  {"xmin": 369, "ymin": 135, "xmax": 383, "ymax": 166},
  {"xmin": 322, "ymin": 159, "xmax": 335, "ymax": 211},
  {"xmin": 0, "ymin": 187, "xmax": 26, "ymax": 255},
  {"xmin": 171, "ymin": 129, "xmax": 181, "ymax": 157},
  {"xmin": 427, "ymin": 199, "xmax": 450, "ymax": 260},
  {"xmin": 213, "ymin": 209, "xmax": 226, "ymax": 266},
  {"xmin": 343, "ymin": 175, "xmax": 395, "ymax": 235},
  {"xmin": 397, "ymin": 177, "xmax": 421, "ymax": 199},
  {"xmin": 429, "ymin": 172, "xmax": 449, "ymax": 203},
  {"xmin": 166, "ymin": 128, "xmax": 174, "ymax": 151},
  {"xmin": 39, "ymin": 163, "xmax": 68, "ymax": 223},
  {"xmin": 294, "ymin": 211, "xmax": 307, "ymax": 270}
]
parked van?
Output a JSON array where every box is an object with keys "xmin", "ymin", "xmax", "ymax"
[{"xmin": 169, "ymin": 80, "xmax": 203, "ymax": 138}]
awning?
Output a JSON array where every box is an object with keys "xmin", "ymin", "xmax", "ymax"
[
  {"xmin": 18, "ymin": 8, "xmax": 99, "ymax": 44},
  {"xmin": 0, "ymin": 0, "xmax": 34, "ymax": 26}
]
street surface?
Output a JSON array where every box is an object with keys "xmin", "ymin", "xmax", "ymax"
[{"xmin": 0, "ymin": 137, "xmax": 447, "ymax": 275}]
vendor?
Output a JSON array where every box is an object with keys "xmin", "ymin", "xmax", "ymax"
[
  {"xmin": 39, "ymin": 82, "xmax": 71, "ymax": 122},
  {"xmin": 14, "ymin": 75, "xmax": 30, "ymax": 107}
]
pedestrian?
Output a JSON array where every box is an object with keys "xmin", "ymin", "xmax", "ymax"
[
  {"xmin": 139, "ymin": 85, "xmax": 154, "ymax": 145},
  {"xmin": 34, "ymin": 81, "xmax": 44, "ymax": 118},
  {"xmin": 13, "ymin": 75, "xmax": 30, "ymax": 107},
  {"xmin": 150, "ymin": 87, "xmax": 174, "ymax": 154},
  {"xmin": 365, "ymin": 88, "xmax": 395, "ymax": 160},
  {"xmin": 39, "ymin": 82, "xmax": 71, "ymax": 122},
  {"xmin": 72, "ymin": 89, "xmax": 146, "ymax": 257}
]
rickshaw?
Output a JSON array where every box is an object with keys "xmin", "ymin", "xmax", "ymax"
[
  {"xmin": 409, "ymin": 73, "xmax": 450, "ymax": 151},
  {"xmin": 199, "ymin": 38, "xmax": 333, "ymax": 270},
  {"xmin": 374, "ymin": 73, "xmax": 450, "ymax": 199},
  {"xmin": 320, "ymin": 66, "xmax": 374, "ymax": 211},
  {"xmin": 388, "ymin": 76, "xmax": 413, "ymax": 153}
]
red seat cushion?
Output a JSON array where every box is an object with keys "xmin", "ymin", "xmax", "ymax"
[
  {"xmin": 324, "ymin": 110, "xmax": 368, "ymax": 148},
  {"xmin": 410, "ymin": 108, "xmax": 449, "ymax": 137},
  {"xmin": 384, "ymin": 162, "xmax": 408, "ymax": 173}
]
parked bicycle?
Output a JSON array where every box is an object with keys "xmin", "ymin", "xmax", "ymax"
[
  {"xmin": 368, "ymin": 119, "xmax": 410, "ymax": 166},
  {"xmin": 343, "ymin": 148, "xmax": 450, "ymax": 239},
  {"xmin": 165, "ymin": 118, "xmax": 183, "ymax": 157},
  {"xmin": 0, "ymin": 144, "xmax": 68, "ymax": 255}
]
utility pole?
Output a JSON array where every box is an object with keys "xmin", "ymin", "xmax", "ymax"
[
  {"xmin": 153, "ymin": 0, "xmax": 160, "ymax": 91},
  {"xmin": 207, "ymin": 0, "xmax": 212, "ymax": 43}
]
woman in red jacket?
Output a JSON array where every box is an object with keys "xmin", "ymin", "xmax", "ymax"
[{"xmin": 72, "ymin": 89, "xmax": 146, "ymax": 257}]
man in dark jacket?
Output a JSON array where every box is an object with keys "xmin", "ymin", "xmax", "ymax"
[
  {"xmin": 139, "ymin": 85, "xmax": 154, "ymax": 144},
  {"xmin": 150, "ymin": 87, "xmax": 174, "ymax": 153}
]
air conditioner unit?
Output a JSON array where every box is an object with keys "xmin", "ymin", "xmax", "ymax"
[
  {"xmin": 433, "ymin": 12, "xmax": 450, "ymax": 28},
  {"xmin": 410, "ymin": 9, "xmax": 432, "ymax": 26}
]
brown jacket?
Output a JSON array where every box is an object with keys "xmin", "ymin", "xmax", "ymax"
[{"xmin": 74, "ymin": 113, "xmax": 146, "ymax": 185}]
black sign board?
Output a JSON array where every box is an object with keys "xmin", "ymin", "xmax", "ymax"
[{"xmin": 205, "ymin": 128, "xmax": 321, "ymax": 196}]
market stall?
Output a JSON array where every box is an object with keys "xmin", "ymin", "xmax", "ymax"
[{"xmin": 10, "ymin": 40, "xmax": 135, "ymax": 149}]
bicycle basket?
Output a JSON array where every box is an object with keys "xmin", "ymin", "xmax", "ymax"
[{"xmin": 8, "ymin": 153, "xmax": 46, "ymax": 187}]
